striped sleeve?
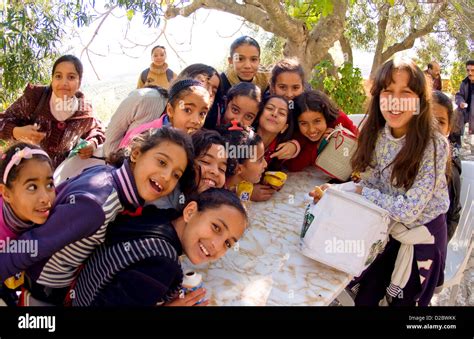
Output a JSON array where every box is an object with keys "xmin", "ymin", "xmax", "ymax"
[
  {"xmin": 90, "ymin": 256, "xmax": 182, "ymax": 306},
  {"xmin": 0, "ymin": 194, "xmax": 106, "ymax": 281}
]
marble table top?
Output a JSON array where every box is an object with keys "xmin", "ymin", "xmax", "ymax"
[{"xmin": 182, "ymin": 168, "xmax": 353, "ymax": 306}]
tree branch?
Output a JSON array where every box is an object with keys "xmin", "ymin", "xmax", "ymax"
[
  {"xmin": 368, "ymin": 2, "xmax": 390, "ymax": 77},
  {"xmin": 257, "ymin": 0, "xmax": 303, "ymax": 39},
  {"xmin": 306, "ymin": 0, "xmax": 348, "ymax": 64},
  {"xmin": 339, "ymin": 34, "xmax": 353, "ymax": 65},
  {"xmin": 80, "ymin": 5, "xmax": 117, "ymax": 62},
  {"xmin": 381, "ymin": 1, "xmax": 448, "ymax": 60},
  {"xmin": 374, "ymin": 3, "xmax": 390, "ymax": 60},
  {"xmin": 164, "ymin": 0, "xmax": 280, "ymax": 36}
]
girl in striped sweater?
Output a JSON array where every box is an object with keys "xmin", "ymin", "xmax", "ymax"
[
  {"xmin": 71, "ymin": 188, "xmax": 248, "ymax": 306},
  {"xmin": 0, "ymin": 127, "xmax": 196, "ymax": 305}
]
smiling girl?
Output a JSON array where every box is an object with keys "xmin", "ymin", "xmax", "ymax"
[
  {"xmin": 218, "ymin": 124, "xmax": 267, "ymax": 194},
  {"xmin": 192, "ymin": 129, "xmax": 228, "ymax": 193},
  {"xmin": 0, "ymin": 127, "xmax": 196, "ymax": 305},
  {"xmin": 0, "ymin": 55, "xmax": 105, "ymax": 168},
  {"xmin": 71, "ymin": 188, "xmax": 247, "ymax": 306},
  {"xmin": 285, "ymin": 90, "xmax": 358, "ymax": 172},
  {"xmin": 137, "ymin": 45, "xmax": 176, "ymax": 90},
  {"xmin": 250, "ymin": 95, "xmax": 297, "ymax": 201},
  {"xmin": 220, "ymin": 36, "xmax": 269, "ymax": 95},
  {"xmin": 340, "ymin": 58, "xmax": 449, "ymax": 306},
  {"xmin": 120, "ymin": 79, "xmax": 211, "ymax": 148},
  {"xmin": 269, "ymin": 58, "xmax": 307, "ymax": 102},
  {"xmin": 0, "ymin": 143, "xmax": 55, "ymax": 242}
]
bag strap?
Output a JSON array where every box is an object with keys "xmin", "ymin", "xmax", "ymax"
[
  {"xmin": 317, "ymin": 138, "xmax": 329, "ymax": 154},
  {"xmin": 141, "ymin": 68, "xmax": 150, "ymax": 84},
  {"xmin": 166, "ymin": 68, "xmax": 174, "ymax": 82},
  {"xmin": 32, "ymin": 86, "xmax": 50, "ymax": 119}
]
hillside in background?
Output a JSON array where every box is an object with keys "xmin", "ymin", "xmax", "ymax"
[{"xmin": 80, "ymin": 73, "xmax": 137, "ymax": 125}]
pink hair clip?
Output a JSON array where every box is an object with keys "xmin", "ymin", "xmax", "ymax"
[
  {"xmin": 2, "ymin": 147, "xmax": 50, "ymax": 184},
  {"xmin": 228, "ymin": 120, "xmax": 243, "ymax": 131}
]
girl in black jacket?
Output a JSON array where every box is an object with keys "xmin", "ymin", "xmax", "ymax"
[
  {"xmin": 432, "ymin": 90, "xmax": 462, "ymax": 242},
  {"xmin": 71, "ymin": 188, "xmax": 248, "ymax": 306}
]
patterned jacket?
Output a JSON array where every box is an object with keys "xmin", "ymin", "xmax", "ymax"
[{"xmin": 0, "ymin": 84, "xmax": 105, "ymax": 168}]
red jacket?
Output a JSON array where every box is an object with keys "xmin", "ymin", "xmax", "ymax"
[{"xmin": 285, "ymin": 112, "xmax": 358, "ymax": 172}]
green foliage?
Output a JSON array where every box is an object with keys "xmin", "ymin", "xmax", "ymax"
[
  {"xmin": 347, "ymin": 0, "xmax": 472, "ymax": 80},
  {"xmin": 414, "ymin": 35, "xmax": 447, "ymax": 73},
  {"xmin": 447, "ymin": 61, "xmax": 467, "ymax": 95},
  {"xmin": 284, "ymin": 0, "xmax": 334, "ymax": 29},
  {"xmin": 1, "ymin": 1, "xmax": 63, "ymax": 107},
  {"xmin": 1, "ymin": 0, "xmax": 164, "ymax": 109},
  {"xmin": 260, "ymin": 35, "xmax": 285, "ymax": 68},
  {"xmin": 310, "ymin": 60, "xmax": 367, "ymax": 115}
]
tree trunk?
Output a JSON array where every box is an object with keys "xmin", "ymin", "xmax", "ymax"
[
  {"xmin": 165, "ymin": 0, "xmax": 348, "ymax": 76},
  {"xmin": 369, "ymin": 1, "xmax": 448, "ymax": 78},
  {"xmin": 339, "ymin": 35, "xmax": 353, "ymax": 65}
]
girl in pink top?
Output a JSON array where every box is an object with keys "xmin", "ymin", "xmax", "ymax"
[{"xmin": 120, "ymin": 79, "xmax": 211, "ymax": 148}]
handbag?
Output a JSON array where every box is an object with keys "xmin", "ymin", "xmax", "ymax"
[
  {"xmin": 315, "ymin": 124, "xmax": 357, "ymax": 181},
  {"xmin": 300, "ymin": 186, "xmax": 391, "ymax": 277}
]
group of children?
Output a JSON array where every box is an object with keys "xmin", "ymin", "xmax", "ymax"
[{"xmin": 0, "ymin": 35, "xmax": 463, "ymax": 307}]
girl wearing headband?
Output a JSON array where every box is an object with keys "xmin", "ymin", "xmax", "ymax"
[
  {"xmin": 0, "ymin": 143, "xmax": 55, "ymax": 302},
  {"xmin": 0, "ymin": 127, "xmax": 196, "ymax": 305},
  {"xmin": 119, "ymin": 78, "xmax": 211, "ymax": 148},
  {"xmin": 0, "ymin": 142, "xmax": 55, "ymax": 241}
]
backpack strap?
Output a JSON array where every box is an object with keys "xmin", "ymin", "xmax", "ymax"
[
  {"xmin": 32, "ymin": 86, "xmax": 51, "ymax": 119},
  {"xmin": 140, "ymin": 68, "xmax": 150, "ymax": 84},
  {"xmin": 166, "ymin": 68, "xmax": 174, "ymax": 83}
]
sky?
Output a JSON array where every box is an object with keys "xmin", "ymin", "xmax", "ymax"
[
  {"xmin": 61, "ymin": 5, "xmax": 261, "ymax": 84},
  {"xmin": 60, "ymin": 3, "xmax": 376, "ymax": 87}
]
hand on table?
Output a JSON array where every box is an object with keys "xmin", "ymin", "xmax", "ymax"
[
  {"xmin": 251, "ymin": 183, "xmax": 276, "ymax": 202},
  {"xmin": 12, "ymin": 125, "xmax": 46, "ymax": 145},
  {"xmin": 164, "ymin": 288, "xmax": 209, "ymax": 306}
]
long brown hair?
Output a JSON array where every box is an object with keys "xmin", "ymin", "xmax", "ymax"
[{"xmin": 351, "ymin": 57, "xmax": 437, "ymax": 190}]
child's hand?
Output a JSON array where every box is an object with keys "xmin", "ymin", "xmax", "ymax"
[
  {"xmin": 270, "ymin": 141, "xmax": 297, "ymax": 160},
  {"xmin": 251, "ymin": 183, "xmax": 276, "ymax": 202},
  {"xmin": 12, "ymin": 125, "xmax": 46, "ymax": 145},
  {"xmin": 78, "ymin": 141, "xmax": 96, "ymax": 159},
  {"xmin": 164, "ymin": 288, "xmax": 209, "ymax": 306},
  {"xmin": 309, "ymin": 183, "xmax": 331, "ymax": 203}
]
